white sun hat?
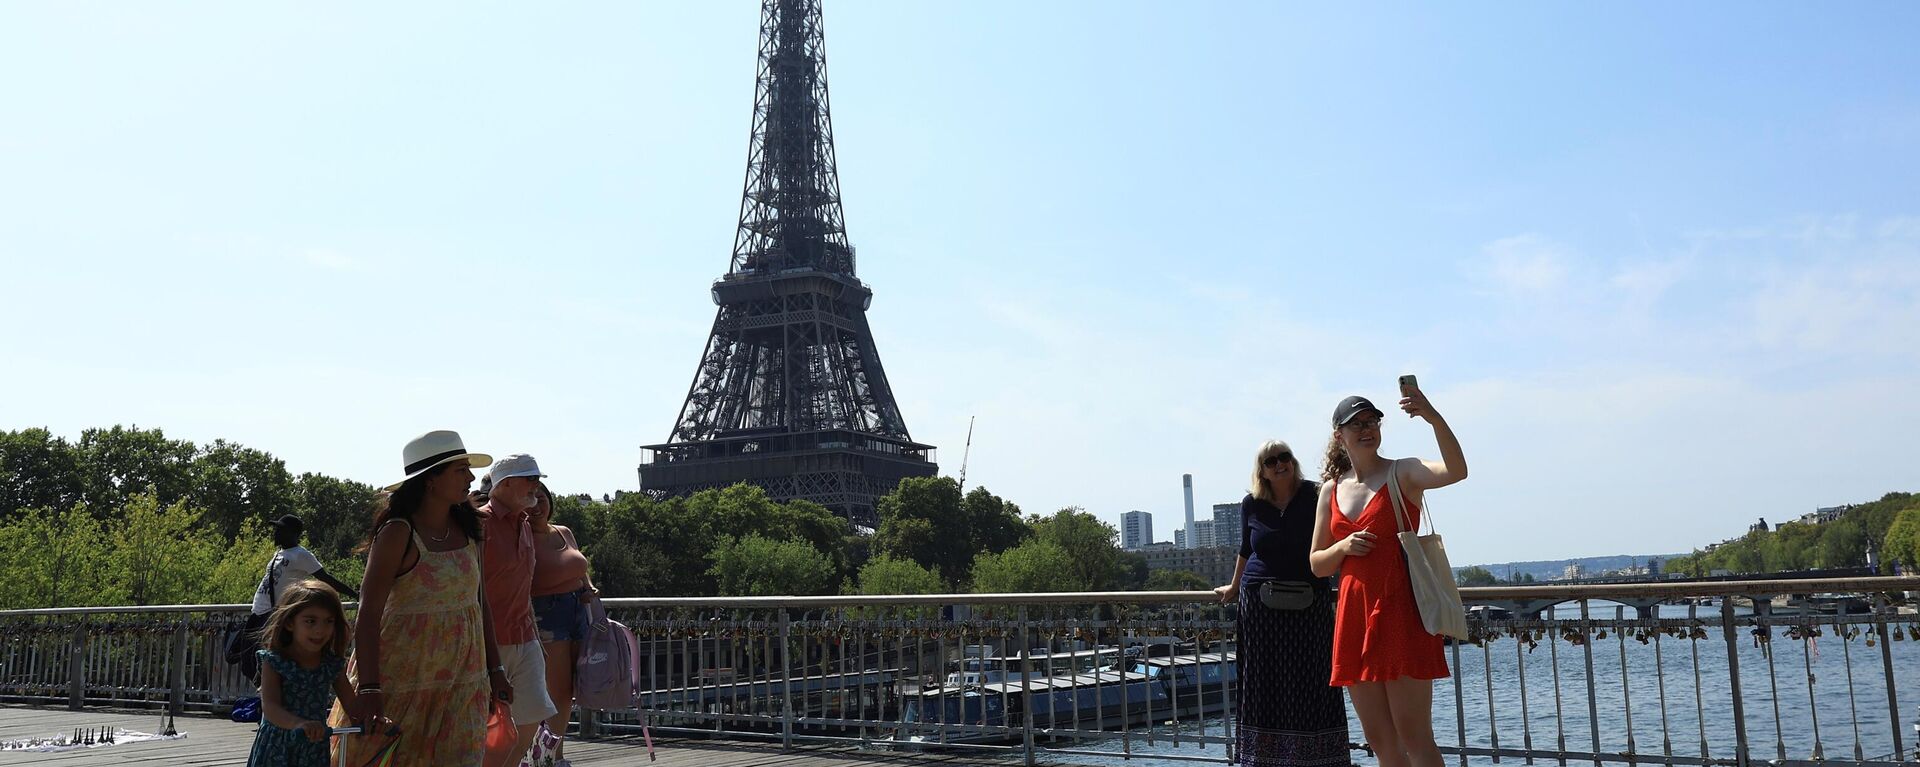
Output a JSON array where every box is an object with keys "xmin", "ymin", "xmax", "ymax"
[{"xmin": 387, "ymin": 430, "xmax": 492, "ymax": 491}]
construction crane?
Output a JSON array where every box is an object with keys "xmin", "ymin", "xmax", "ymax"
[{"xmin": 956, "ymin": 416, "xmax": 975, "ymax": 494}]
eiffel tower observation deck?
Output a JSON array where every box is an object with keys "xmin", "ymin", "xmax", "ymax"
[{"xmin": 639, "ymin": 0, "xmax": 936, "ymax": 527}]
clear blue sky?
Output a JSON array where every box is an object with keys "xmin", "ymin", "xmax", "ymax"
[{"xmin": 4, "ymin": 3, "xmax": 1917, "ymax": 566}]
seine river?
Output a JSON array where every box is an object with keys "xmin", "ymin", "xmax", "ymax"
[{"xmin": 1049, "ymin": 601, "xmax": 1920, "ymax": 767}]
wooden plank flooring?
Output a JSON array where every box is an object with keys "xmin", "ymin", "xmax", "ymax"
[{"xmin": 0, "ymin": 706, "xmax": 1017, "ymax": 766}]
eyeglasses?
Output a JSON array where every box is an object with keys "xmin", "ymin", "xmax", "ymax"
[
  {"xmin": 1341, "ymin": 417, "xmax": 1382, "ymax": 432},
  {"xmin": 1261, "ymin": 453, "xmax": 1293, "ymax": 469}
]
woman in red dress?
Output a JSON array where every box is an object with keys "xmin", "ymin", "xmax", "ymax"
[{"xmin": 1308, "ymin": 387, "xmax": 1468, "ymax": 767}]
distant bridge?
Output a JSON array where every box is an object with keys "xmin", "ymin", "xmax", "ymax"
[
  {"xmin": 1525, "ymin": 566, "xmax": 1880, "ymax": 588},
  {"xmin": 1469, "ymin": 568, "xmax": 1899, "ymax": 619}
]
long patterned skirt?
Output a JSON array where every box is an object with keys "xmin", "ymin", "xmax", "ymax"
[{"xmin": 1235, "ymin": 580, "xmax": 1350, "ymax": 767}]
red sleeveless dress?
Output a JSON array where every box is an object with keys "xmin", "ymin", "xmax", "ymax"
[{"xmin": 1328, "ymin": 484, "xmax": 1449, "ymax": 685}]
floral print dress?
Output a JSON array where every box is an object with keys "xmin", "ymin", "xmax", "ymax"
[
  {"xmin": 330, "ymin": 529, "xmax": 489, "ymax": 766},
  {"xmin": 247, "ymin": 649, "xmax": 344, "ymax": 767}
]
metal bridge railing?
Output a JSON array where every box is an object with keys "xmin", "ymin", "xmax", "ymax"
[{"xmin": 1, "ymin": 577, "xmax": 1915, "ymax": 767}]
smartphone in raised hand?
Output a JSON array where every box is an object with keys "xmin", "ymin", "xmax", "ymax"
[{"xmin": 1398, "ymin": 374, "xmax": 1418, "ymax": 396}]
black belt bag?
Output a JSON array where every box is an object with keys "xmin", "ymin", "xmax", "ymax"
[{"xmin": 1253, "ymin": 580, "xmax": 1317, "ymax": 611}]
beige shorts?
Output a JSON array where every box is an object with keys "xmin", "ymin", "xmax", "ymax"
[{"xmin": 501, "ymin": 640, "xmax": 559, "ymax": 725}]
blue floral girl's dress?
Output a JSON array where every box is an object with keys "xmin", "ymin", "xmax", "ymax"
[{"xmin": 246, "ymin": 648, "xmax": 343, "ymax": 767}]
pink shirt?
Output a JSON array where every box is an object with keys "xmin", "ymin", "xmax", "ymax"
[
  {"xmin": 531, "ymin": 527, "xmax": 592, "ymax": 597},
  {"xmin": 479, "ymin": 501, "xmax": 537, "ymax": 646}
]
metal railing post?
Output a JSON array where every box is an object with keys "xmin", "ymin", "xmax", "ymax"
[
  {"xmin": 168, "ymin": 620, "xmax": 189, "ymax": 720},
  {"xmin": 1875, "ymin": 594, "xmax": 1905, "ymax": 761},
  {"xmin": 779, "ymin": 610, "xmax": 794, "ymax": 750},
  {"xmin": 1719, "ymin": 598, "xmax": 1749, "ymax": 767},
  {"xmin": 1019, "ymin": 605, "xmax": 1036, "ymax": 767},
  {"xmin": 67, "ymin": 624, "xmax": 86, "ymax": 710}
]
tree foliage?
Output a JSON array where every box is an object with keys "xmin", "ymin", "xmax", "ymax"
[
  {"xmin": 846, "ymin": 555, "xmax": 947, "ymax": 596},
  {"xmin": 572, "ymin": 484, "xmax": 851, "ymax": 597},
  {"xmin": 1455, "ymin": 565, "xmax": 1499, "ymax": 587},
  {"xmin": 707, "ymin": 534, "xmax": 835, "ymax": 597},
  {"xmin": 1143, "ymin": 569, "xmax": 1213, "ymax": 592},
  {"xmin": 1884, "ymin": 507, "xmax": 1920, "ymax": 573},
  {"xmin": 872, "ymin": 478, "xmax": 1029, "ymax": 584},
  {"xmin": 1030, "ymin": 507, "xmax": 1123, "ymax": 591},
  {"xmin": 0, "ymin": 493, "xmax": 273, "ymax": 609},
  {"xmin": 1665, "ymin": 493, "xmax": 1920, "ymax": 576},
  {"xmin": 0, "ymin": 427, "xmax": 379, "ymax": 608},
  {"xmin": 969, "ymin": 539, "xmax": 1081, "ymax": 593}
]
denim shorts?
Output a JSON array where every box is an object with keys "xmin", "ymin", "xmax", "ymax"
[{"xmin": 532, "ymin": 589, "xmax": 590, "ymax": 643}]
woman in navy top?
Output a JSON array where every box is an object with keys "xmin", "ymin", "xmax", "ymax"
[{"xmin": 1214, "ymin": 440, "xmax": 1349, "ymax": 766}]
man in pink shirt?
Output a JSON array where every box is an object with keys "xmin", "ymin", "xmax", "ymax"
[{"xmin": 481, "ymin": 453, "xmax": 559, "ymax": 766}]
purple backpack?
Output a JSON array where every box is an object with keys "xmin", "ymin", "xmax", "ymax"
[{"xmin": 574, "ymin": 598, "xmax": 641, "ymax": 711}]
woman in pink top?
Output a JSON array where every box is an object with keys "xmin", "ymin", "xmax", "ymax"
[{"xmin": 528, "ymin": 482, "xmax": 598, "ymax": 764}]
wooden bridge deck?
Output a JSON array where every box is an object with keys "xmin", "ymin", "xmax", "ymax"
[{"xmin": 0, "ymin": 706, "xmax": 1013, "ymax": 766}]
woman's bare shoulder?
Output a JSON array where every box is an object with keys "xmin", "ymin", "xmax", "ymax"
[{"xmin": 371, "ymin": 520, "xmax": 412, "ymax": 548}]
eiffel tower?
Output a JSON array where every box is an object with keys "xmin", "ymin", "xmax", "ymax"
[{"xmin": 639, "ymin": 0, "xmax": 936, "ymax": 527}]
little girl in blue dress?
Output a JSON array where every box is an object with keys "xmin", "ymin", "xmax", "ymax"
[{"xmin": 246, "ymin": 581, "xmax": 364, "ymax": 767}]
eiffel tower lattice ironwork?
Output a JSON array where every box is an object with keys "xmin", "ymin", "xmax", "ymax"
[{"xmin": 639, "ymin": 0, "xmax": 935, "ymax": 526}]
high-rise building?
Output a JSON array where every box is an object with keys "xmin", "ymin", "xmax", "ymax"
[
  {"xmin": 1193, "ymin": 519, "xmax": 1216, "ymax": 549},
  {"xmin": 1174, "ymin": 529, "xmax": 1186, "ymax": 548},
  {"xmin": 1211, "ymin": 502, "xmax": 1241, "ymax": 546},
  {"xmin": 1121, "ymin": 510, "xmax": 1153, "ymax": 551},
  {"xmin": 1182, "ymin": 474, "xmax": 1196, "ymax": 549}
]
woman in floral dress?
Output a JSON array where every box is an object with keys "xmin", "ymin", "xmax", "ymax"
[{"xmin": 332, "ymin": 430, "xmax": 512, "ymax": 765}]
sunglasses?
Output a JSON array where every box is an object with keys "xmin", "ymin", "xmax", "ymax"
[
  {"xmin": 1261, "ymin": 453, "xmax": 1293, "ymax": 469},
  {"xmin": 1341, "ymin": 417, "xmax": 1382, "ymax": 432}
]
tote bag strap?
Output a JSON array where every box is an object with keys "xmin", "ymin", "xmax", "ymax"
[
  {"xmin": 1384, "ymin": 460, "xmax": 1437, "ymax": 536},
  {"xmin": 1385, "ymin": 461, "xmax": 1411, "ymax": 534}
]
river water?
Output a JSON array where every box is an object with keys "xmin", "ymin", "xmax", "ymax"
[{"xmin": 1048, "ymin": 602, "xmax": 1920, "ymax": 766}]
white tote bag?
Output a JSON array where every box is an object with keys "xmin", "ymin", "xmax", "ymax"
[{"xmin": 1386, "ymin": 461, "xmax": 1469, "ymax": 640}]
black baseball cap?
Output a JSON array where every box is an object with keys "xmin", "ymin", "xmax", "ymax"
[
  {"xmin": 268, "ymin": 515, "xmax": 304, "ymax": 534},
  {"xmin": 1332, "ymin": 396, "xmax": 1383, "ymax": 426}
]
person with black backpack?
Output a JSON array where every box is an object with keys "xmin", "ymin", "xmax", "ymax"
[{"xmin": 228, "ymin": 515, "xmax": 360, "ymax": 684}]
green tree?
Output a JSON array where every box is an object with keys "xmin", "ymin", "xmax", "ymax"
[
  {"xmin": 708, "ymin": 534, "xmax": 835, "ymax": 597},
  {"xmin": 113, "ymin": 492, "xmax": 222, "ymax": 606},
  {"xmin": 75, "ymin": 426, "xmax": 197, "ymax": 518},
  {"xmin": 1852, "ymin": 493, "xmax": 1916, "ymax": 566},
  {"xmin": 873, "ymin": 477, "xmax": 969, "ymax": 581},
  {"xmin": 1884, "ymin": 508, "xmax": 1920, "ymax": 573},
  {"xmin": 1116, "ymin": 551, "xmax": 1151, "ymax": 590},
  {"xmin": 1143, "ymin": 569, "xmax": 1213, "ymax": 591},
  {"xmin": 1030, "ymin": 507, "xmax": 1122, "ymax": 591},
  {"xmin": 961, "ymin": 486, "xmax": 1029, "ymax": 556},
  {"xmin": 1726, "ymin": 539, "xmax": 1765, "ymax": 574},
  {"xmin": 0, "ymin": 504, "xmax": 116, "ymax": 608},
  {"xmin": 1763, "ymin": 524, "xmax": 1818, "ymax": 571},
  {"xmin": 686, "ymin": 485, "xmax": 848, "ymax": 574},
  {"xmin": 294, "ymin": 473, "xmax": 380, "ymax": 563},
  {"xmin": 846, "ymin": 555, "xmax": 947, "ymax": 595},
  {"xmin": 970, "ymin": 540, "xmax": 1081, "ymax": 593},
  {"xmin": 189, "ymin": 439, "xmax": 299, "ymax": 541},
  {"xmin": 588, "ymin": 495, "xmax": 713, "ymax": 597},
  {"xmin": 1455, "ymin": 565, "xmax": 1498, "ymax": 587},
  {"xmin": 580, "ymin": 486, "xmax": 848, "ymax": 597},
  {"xmin": 1816, "ymin": 518, "xmax": 1868, "ymax": 569},
  {"xmin": 873, "ymin": 479, "xmax": 1031, "ymax": 585},
  {"xmin": 0, "ymin": 428, "xmax": 84, "ymax": 520}
]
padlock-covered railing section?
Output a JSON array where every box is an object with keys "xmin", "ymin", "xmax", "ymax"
[
  {"xmin": 0, "ymin": 604, "xmax": 256, "ymax": 714},
  {"xmin": 1448, "ymin": 577, "xmax": 1920, "ymax": 767},
  {"xmin": 588, "ymin": 593, "xmax": 1238, "ymax": 765},
  {"xmin": 2, "ymin": 578, "xmax": 1918, "ymax": 767}
]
